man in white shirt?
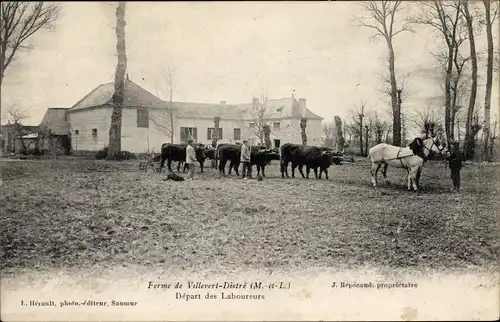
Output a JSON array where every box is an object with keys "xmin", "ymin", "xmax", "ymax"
[
  {"xmin": 240, "ymin": 140, "xmax": 252, "ymax": 179},
  {"xmin": 185, "ymin": 140, "xmax": 197, "ymax": 180}
]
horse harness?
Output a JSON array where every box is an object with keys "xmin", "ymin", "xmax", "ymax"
[
  {"xmin": 423, "ymin": 139, "xmax": 446, "ymax": 156},
  {"xmin": 381, "ymin": 148, "xmax": 414, "ymax": 167}
]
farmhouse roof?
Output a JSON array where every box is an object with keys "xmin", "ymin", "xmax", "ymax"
[
  {"xmin": 235, "ymin": 97, "xmax": 323, "ymax": 120},
  {"xmin": 39, "ymin": 108, "xmax": 70, "ymax": 135},
  {"xmin": 171, "ymin": 102, "xmax": 244, "ymax": 119},
  {"xmin": 69, "ymin": 79, "xmax": 166, "ymax": 111},
  {"xmin": 68, "ymin": 79, "xmax": 323, "ymax": 120}
]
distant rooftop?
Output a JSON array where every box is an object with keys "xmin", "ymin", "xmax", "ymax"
[{"xmin": 68, "ymin": 79, "xmax": 323, "ymax": 120}]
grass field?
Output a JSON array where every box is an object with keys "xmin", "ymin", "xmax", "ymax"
[{"xmin": 1, "ymin": 157, "xmax": 498, "ymax": 274}]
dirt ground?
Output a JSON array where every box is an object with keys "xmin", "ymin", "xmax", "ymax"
[{"xmin": 1, "ymin": 157, "xmax": 498, "ymax": 273}]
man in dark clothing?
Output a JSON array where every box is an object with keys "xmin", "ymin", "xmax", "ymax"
[{"xmin": 447, "ymin": 141, "xmax": 464, "ymax": 192}]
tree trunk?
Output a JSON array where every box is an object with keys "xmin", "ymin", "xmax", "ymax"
[
  {"xmin": 0, "ymin": 76, "xmax": 3, "ymax": 129},
  {"xmin": 300, "ymin": 118, "xmax": 307, "ymax": 146},
  {"xmin": 482, "ymin": 0, "xmax": 493, "ymax": 161},
  {"xmin": 212, "ymin": 117, "xmax": 220, "ymax": 148},
  {"xmin": 169, "ymin": 92, "xmax": 174, "ymax": 144},
  {"xmin": 488, "ymin": 120, "xmax": 497, "ymax": 159},
  {"xmin": 401, "ymin": 112, "xmax": 407, "ymax": 145},
  {"xmin": 211, "ymin": 116, "xmax": 220, "ymax": 168},
  {"xmin": 358, "ymin": 122, "xmax": 364, "ymax": 156},
  {"xmin": 364, "ymin": 125, "xmax": 369, "ymax": 157},
  {"xmin": 107, "ymin": 2, "xmax": 127, "ymax": 160},
  {"xmin": 334, "ymin": 116, "xmax": 344, "ymax": 152},
  {"xmin": 263, "ymin": 124, "xmax": 271, "ymax": 148},
  {"xmin": 169, "ymin": 110, "xmax": 174, "ymax": 144},
  {"xmin": 444, "ymin": 49, "xmax": 454, "ymax": 148},
  {"xmin": 463, "ymin": 1, "xmax": 478, "ymax": 159},
  {"xmin": 388, "ymin": 43, "xmax": 401, "ymax": 146}
]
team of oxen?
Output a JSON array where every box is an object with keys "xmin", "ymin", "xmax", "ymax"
[
  {"xmin": 140, "ymin": 142, "xmax": 344, "ymax": 179},
  {"xmin": 139, "ymin": 136, "xmax": 450, "ymax": 191}
]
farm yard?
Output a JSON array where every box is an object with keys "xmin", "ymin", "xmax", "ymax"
[{"xmin": 1, "ymin": 157, "xmax": 498, "ymax": 274}]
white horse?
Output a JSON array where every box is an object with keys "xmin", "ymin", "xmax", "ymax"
[{"xmin": 368, "ymin": 137, "xmax": 449, "ymax": 191}]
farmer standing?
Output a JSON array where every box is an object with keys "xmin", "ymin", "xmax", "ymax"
[
  {"xmin": 447, "ymin": 140, "xmax": 464, "ymax": 192},
  {"xmin": 185, "ymin": 139, "xmax": 197, "ymax": 180},
  {"xmin": 240, "ymin": 140, "xmax": 252, "ymax": 179}
]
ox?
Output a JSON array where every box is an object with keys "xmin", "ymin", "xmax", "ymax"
[
  {"xmin": 368, "ymin": 136, "xmax": 449, "ymax": 191},
  {"xmin": 217, "ymin": 144, "xmax": 280, "ymax": 177},
  {"xmin": 158, "ymin": 143, "xmax": 210, "ymax": 173},
  {"xmin": 280, "ymin": 144, "xmax": 339, "ymax": 179}
]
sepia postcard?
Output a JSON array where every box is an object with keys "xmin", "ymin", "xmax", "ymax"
[{"xmin": 1, "ymin": 1, "xmax": 499, "ymax": 321}]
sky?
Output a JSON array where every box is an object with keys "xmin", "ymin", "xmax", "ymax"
[{"xmin": 2, "ymin": 1, "xmax": 499, "ymax": 136}]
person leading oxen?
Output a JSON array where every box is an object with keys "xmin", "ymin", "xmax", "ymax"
[
  {"xmin": 185, "ymin": 140, "xmax": 197, "ymax": 180},
  {"xmin": 217, "ymin": 143, "xmax": 280, "ymax": 177},
  {"xmin": 240, "ymin": 140, "xmax": 252, "ymax": 179},
  {"xmin": 178, "ymin": 145, "xmax": 216, "ymax": 172},
  {"xmin": 158, "ymin": 143, "xmax": 208, "ymax": 174}
]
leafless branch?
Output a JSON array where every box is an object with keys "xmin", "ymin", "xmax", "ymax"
[
  {"xmin": 150, "ymin": 65, "xmax": 176, "ymax": 140},
  {"xmin": 0, "ymin": 2, "xmax": 60, "ymax": 80},
  {"xmin": 250, "ymin": 88, "xmax": 272, "ymax": 144},
  {"xmin": 5, "ymin": 104, "xmax": 28, "ymax": 123}
]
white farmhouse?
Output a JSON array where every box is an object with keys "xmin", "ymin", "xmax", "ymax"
[{"xmin": 40, "ymin": 78, "xmax": 324, "ymax": 153}]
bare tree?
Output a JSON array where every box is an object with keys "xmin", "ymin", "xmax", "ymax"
[
  {"xmin": 469, "ymin": 108, "xmax": 483, "ymax": 160},
  {"xmin": 343, "ymin": 122, "xmax": 355, "ymax": 147},
  {"xmin": 494, "ymin": 50, "xmax": 500, "ymax": 73},
  {"xmin": 151, "ymin": 65, "xmax": 175, "ymax": 143},
  {"xmin": 263, "ymin": 124, "xmax": 272, "ymax": 148},
  {"xmin": 107, "ymin": 2, "xmax": 127, "ymax": 160},
  {"xmin": 372, "ymin": 112, "xmax": 389, "ymax": 144},
  {"xmin": 5, "ymin": 104, "xmax": 29, "ymax": 152},
  {"xmin": 413, "ymin": 105, "xmax": 442, "ymax": 139},
  {"xmin": 348, "ymin": 101, "xmax": 369, "ymax": 156},
  {"xmin": 322, "ymin": 121, "xmax": 336, "ymax": 148},
  {"xmin": 461, "ymin": 0, "xmax": 479, "ymax": 158},
  {"xmin": 411, "ymin": 0, "xmax": 467, "ymax": 147},
  {"xmin": 384, "ymin": 123, "xmax": 393, "ymax": 143},
  {"xmin": 0, "ymin": 2, "xmax": 59, "ymax": 126},
  {"xmin": 364, "ymin": 119, "xmax": 373, "ymax": 156},
  {"xmin": 250, "ymin": 91, "xmax": 271, "ymax": 145},
  {"xmin": 481, "ymin": 0, "xmax": 499, "ymax": 160},
  {"xmin": 353, "ymin": 1, "xmax": 412, "ymax": 146},
  {"xmin": 401, "ymin": 111, "xmax": 408, "ymax": 145},
  {"xmin": 488, "ymin": 119, "xmax": 499, "ymax": 159}
]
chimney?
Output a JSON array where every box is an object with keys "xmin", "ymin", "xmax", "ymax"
[
  {"xmin": 299, "ymin": 98, "xmax": 307, "ymax": 118},
  {"xmin": 126, "ymin": 73, "xmax": 130, "ymax": 81},
  {"xmin": 220, "ymin": 100, "xmax": 226, "ymax": 105}
]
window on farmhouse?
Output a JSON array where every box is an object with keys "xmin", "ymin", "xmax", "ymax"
[
  {"xmin": 234, "ymin": 128, "xmax": 241, "ymax": 140},
  {"xmin": 207, "ymin": 128, "xmax": 223, "ymax": 140},
  {"xmin": 137, "ymin": 108, "xmax": 149, "ymax": 128},
  {"xmin": 92, "ymin": 129, "xmax": 97, "ymax": 136},
  {"xmin": 249, "ymin": 122, "xmax": 255, "ymax": 128},
  {"xmin": 74, "ymin": 129, "xmax": 79, "ymax": 135},
  {"xmin": 273, "ymin": 122, "xmax": 281, "ymax": 130},
  {"xmin": 180, "ymin": 127, "xmax": 197, "ymax": 143}
]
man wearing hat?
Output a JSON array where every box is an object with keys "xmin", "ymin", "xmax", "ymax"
[
  {"xmin": 240, "ymin": 140, "xmax": 252, "ymax": 179},
  {"xmin": 447, "ymin": 140, "xmax": 464, "ymax": 192},
  {"xmin": 185, "ymin": 139, "xmax": 197, "ymax": 180}
]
